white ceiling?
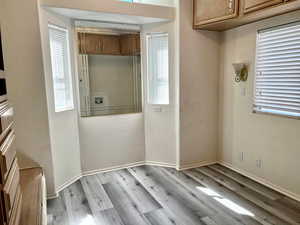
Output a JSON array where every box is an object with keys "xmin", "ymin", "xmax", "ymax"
[{"xmin": 45, "ymin": 7, "xmax": 169, "ymax": 25}]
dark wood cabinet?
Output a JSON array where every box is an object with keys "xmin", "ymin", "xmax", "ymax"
[
  {"xmin": 194, "ymin": 0, "xmax": 238, "ymax": 26},
  {"xmin": 243, "ymin": 0, "xmax": 283, "ymax": 14}
]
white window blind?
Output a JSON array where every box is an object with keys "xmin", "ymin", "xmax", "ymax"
[
  {"xmin": 49, "ymin": 24, "xmax": 74, "ymax": 112},
  {"xmin": 147, "ymin": 33, "xmax": 169, "ymax": 105},
  {"xmin": 254, "ymin": 22, "xmax": 300, "ymax": 118}
]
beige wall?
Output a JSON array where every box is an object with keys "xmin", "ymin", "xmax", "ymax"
[
  {"xmin": 79, "ymin": 113, "xmax": 145, "ymax": 174},
  {"xmin": 219, "ymin": 10, "xmax": 300, "ymax": 199},
  {"xmin": 179, "ymin": 0, "xmax": 220, "ymax": 168},
  {"xmin": 88, "ymin": 55, "xmax": 138, "ymax": 115},
  {"xmin": 1, "ymin": 0, "xmax": 56, "ymax": 195}
]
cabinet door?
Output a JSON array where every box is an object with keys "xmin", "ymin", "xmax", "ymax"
[
  {"xmin": 80, "ymin": 33, "xmax": 102, "ymax": 55},
  {"xmin": 243, "ymin": 0, "xmax": 283, "ymax": 14},
  {"xmin": 193, "ymin": 0, "xmax": 238, "ymax": 26},
  {"xmin": 101, "ymin": 35, "xmax": 121, "ymax": 55},
  {"xmin": 120, "ymin": 34, "xmax": 140, "ymax": 56}
]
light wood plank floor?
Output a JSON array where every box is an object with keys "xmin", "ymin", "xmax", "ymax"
[{"xmin": 47, "ymin": 164, "xmax": 300, "ymax": 225}]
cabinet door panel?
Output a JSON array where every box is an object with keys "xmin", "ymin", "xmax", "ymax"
[
  {"xmin": 120, "ymin": 34, "xmax": 140, "ymax": 56},
  {"xmin": 194, "ymin": 0, "xmax": 238, "ymax": 26},
  {"xmin": 3, "ymin": 160, "xmax": 20, "ymax": 222},
  {"xmin": 101, "ymin": 35, "xmax": 121, "ymax": 55},
  {"xmin": 0, "ymin": 131, "xmax": 16, "ymax": 183},
  {"xmin": 83, "ymin": 33, "xmax": 102, "ymax": 55},
  {"xmin": 243, "ymin": 0, "xmax": 283, "ymax": 13}
]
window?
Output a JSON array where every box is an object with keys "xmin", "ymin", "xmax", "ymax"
[
  {"xmin": 254, "ymin": 22, "xmax": 300, "ymax": 118},
  {"xmin": 49, "ymin": 24, "xmax": 74, "ymax": 112},
  {"xmin": 146, "ymin": 33, "xmax": 169, "ymax": 105}
]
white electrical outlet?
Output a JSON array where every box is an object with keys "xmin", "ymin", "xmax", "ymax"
[
  {"xmin": 239, "ymin": 152, "xmax": 244, "ymax": 162},
  {"xmin": 256, "ymin": 159, "xmax": 262, "ymax": 168}
]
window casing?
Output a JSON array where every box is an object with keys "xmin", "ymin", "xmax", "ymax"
[
  {"xmin": 49, "ymin": 24, "xmax": 74, "ymax": 112},
  {"xmin": 254, "ymin": 22, "xmax": 300, "ymax": 118},
  {"xmin": 146, "ymin": 33, "xmax": 169, "ymax": 105}
]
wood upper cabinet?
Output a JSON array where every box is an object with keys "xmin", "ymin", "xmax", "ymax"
[
  {"xmin": 101, "ymin": 35, "xmax": 121, "ymax": 55},
  {"xmin": 242, "ymin": 0, "xmax": 284, "ymax": 14},
  {"xmin": 193, "ymin": 0, "xmax": 239, "ymax": 27},
  {"xmin": 193, "ymin": 0, "xmax": 300, "ymax": 30},
  {"xmin": 120, "ymin": 34, "xmax": 140, "ymax": 56},
  {"xmin": 78, "ymin": 32, "xmax": 140, "ymax": 56},
  {"xmin": 78, "ymin": 33, "xmax": 121, "ymax": 55}
]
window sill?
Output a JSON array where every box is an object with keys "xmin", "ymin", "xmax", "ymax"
[
  {"xmin": 253, "ymin": 110, "xmax": 300, "ymax": 120},
  {"xmin": 55, "ymin": 107, "xmax": 74, "ymax": 113}
]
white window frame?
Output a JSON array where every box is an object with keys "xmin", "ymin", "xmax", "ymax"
[
  {"xmin": 146, "ymin": 32, "xmax": 170, "ymax": 105},
  {"xmin": 48, "ymin": 24, "xmax": 74, "ymax": 113},
  {"xmin": 253, "ymin": 21, "xmax": 300, "ymax": 119}
]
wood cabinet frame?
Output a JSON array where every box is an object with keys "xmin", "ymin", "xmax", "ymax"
[
  {"xmin": 193, "ymin": 0, "xmax": 300, "ymax": 30},
  {"xmin": 193, "ymin": 0, "xmax": 239, "ymax": 27}
]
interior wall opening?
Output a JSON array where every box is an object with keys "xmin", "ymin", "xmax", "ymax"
[{"xmin": 76, "ymin": 25, "xmax": 143, "ymax": 117}]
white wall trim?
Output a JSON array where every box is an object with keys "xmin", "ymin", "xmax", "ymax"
[
  {"xmin": 56, "ymin": 173, "xmax": 82, "ymax": 194},
  {"xmin": 82, "ymin": 161, "xmax": 146, "ymax": 177},
  {"xmin": 47, "ymin": 160, "xmax": 300, "ymax": 202},
  {"xmin": 47, "ymin": 160, "xmax": 176, "ymax": 199},
  {"xmin": 178, "ymin": 161, "xmax": 217, "ymax": 171},
  {"xmin": 145, "ymin": 161, "xmax": 176, "ymax": 168},
  {"xmin": 47, "ymin": 193, "xmax": 59, "ymax": 200},
  {"xmin": 218, "ymin": 161, "xmax": 300, "ymax": 202}
]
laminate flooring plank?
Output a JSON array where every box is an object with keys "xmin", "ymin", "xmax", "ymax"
[
  {"xmin": 147, "ymin": 166, "xmax": 216, "ymax": 217},
  {"xmin": 80, "ymin": 175, "xmax": 114, "ymax": 211},
  {"xmin": 128, "ymin": 166, "xmax": 207, "ymax": 225},
  {"xmin": 111, "ymin": 169, "xmax": 162, "ymax": 213},
  {"xmin": 97, "ymin": 172, "xmax": 113, "ymax": 184},
  {"xmin": 197, "ymin": 167, "xmax": 243, "ymax": 191},
  {"xmin": 103, "ymin": 179, "xmax": 151, "ymax": 225},
  {"xmin": 184, "ymin": 169, "xmax": 290, "ymax": 225},
  {"xmin": 209, "ymin": 164, "xmax": 283, "ymax": 201},
  {"xmin": 47, "ymin": 195, "xmax": 69, "ymax": 225},
  {"xmin": 48, "ymin": 166, "xmax": 300, "ymax": 225},
  {"xmin": 276, "ymin": 197, "xmax": 300, "ymax": 213},
  {"xmin": 62, "ymin": 180, "xmax": 93, "ymax": 225},
  {"xmin": 201, "ymin": 216, "xmax": 219, "ymax": 225},
  {"xmin": 161, "ymin": 167, "xmax": 256, "ymax": 225},
  {"xmin": 144, "ymin": 208, "xmax": 182, "ymax": 225},
  {"xmin": 196, "ymin": 167, "xmax": 300, "ymax": 225},
  {"xmin": 94, "ymin": 208, "xmax": 125, "ymax": 225}
]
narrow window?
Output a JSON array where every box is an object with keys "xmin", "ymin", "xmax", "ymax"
[
  {"xmin": 254, "ymin": 22, "xmax": 300, "ymax": 118},
  {"xmin": 146, "ymin": 33, "xmax": 169, "ymax": 105},
  {"xmin": 49, "ymin": 24, "xmax": 74, "ymax": 112}
]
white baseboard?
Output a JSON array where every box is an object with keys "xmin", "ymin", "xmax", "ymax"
[
  {"xmin": 82, "ymin": 161, "xmax": 146, "ymax": 177},
  {"xmin": 178, "ymin": 161, "xmax": 217, "ymax": 171},
  {"xmin": 47, "ymin": 193, "xmax": 59, "ymax": 199},
  {"xmin": 218, "ymin": 161, "xmax": 300, "ymax": 202},
  {"xmin": 47, "ymin": 161, "xmax": 176, "ymax": 199},
  {"xmin": 56, "ymin": 174, "xmax": 82, "ymax": 194},
  {"xmin": 145, "ymin": 161, "xmax": 176, "ymax": 168}
]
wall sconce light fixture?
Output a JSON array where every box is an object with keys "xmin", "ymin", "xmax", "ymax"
[{"xmin": 232, "ymin": 63, "xmax": 248, "ymax": 82}]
